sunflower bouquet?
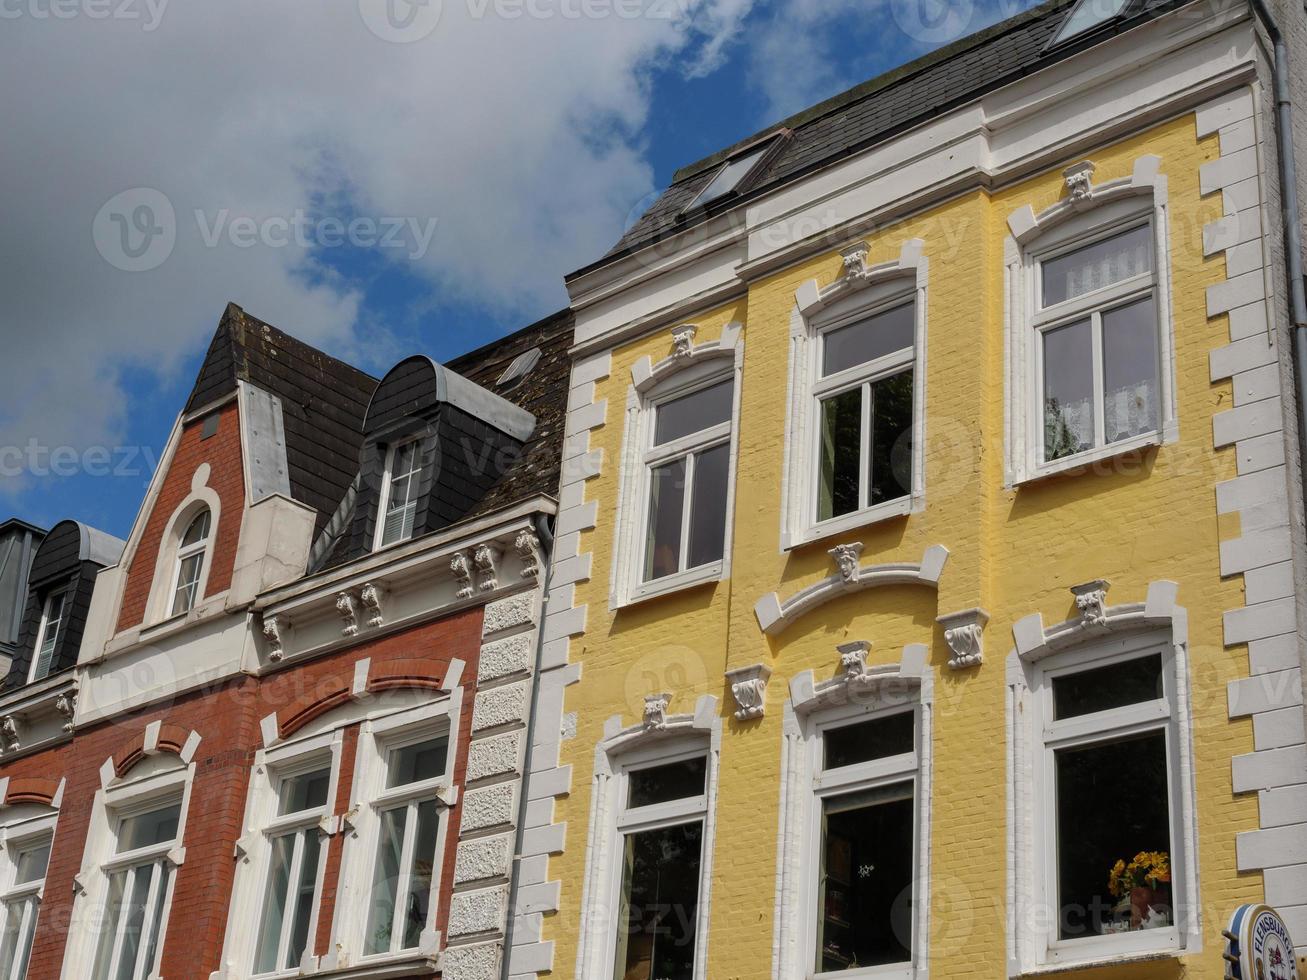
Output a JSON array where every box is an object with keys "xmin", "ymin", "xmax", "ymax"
[{"xmin": 1108, "ymin": 851, "xmax": 1171, "ymax": 898}]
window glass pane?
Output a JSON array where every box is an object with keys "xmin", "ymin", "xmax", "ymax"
[
  {"xmin": 654, "ymin": 380, "xmax": 733, "ymax": 446},
  {"xmin": 869, "ymin": 370, "xmax": 913, "ymax": 505},
  {"xmin": 34, "ymin": 590, "xmax": 67, "ymax": 679},
  {"xmin": 388, "ymin": 737, "xmax": 449, "ymax": 789},
  {"xmin": 1053, "ymin": 654, "xmax": 1163, "ymax": 720},
  {"xmin": 1102, "ymin": 297, "xmax": 1160, "ymax": 444},
  {"xmin": 817, "ymin": 782, "xmax": 914, "ymax": 972},
  {"xmin": 254, "ymin": 834, "xmax": 294, "ymax": 974},
  {"xmin": 287, "ymin": 830, "xmax": 322, "ymax": 967},
  {"xmin": 644, "ymin": 458, "xmax": 686, "ymax": 582},
  {"xmin": 138, "ymin": 863, "xmax": 171, "ymax": 980},
  {"xmin": 181, "ymin": 510, "xmax": 210, "ymax": 547},
  {"xmin": 171, "ymin": 553, "xmax": 203, "ymax": 616},
  {"xmin": 613, "ymin": 821, "xmax": 703, "ymax": 980},
  {"xmin": 627, "ymin": 757, "xmax": 707, "ymax": 809},
  {"xmin": 112, "ymin": 863, "xmax": 155, "ymax": 980},
  {"xmin": 0, "ymin": 895, "xmax": 38, "ymax": 980},
  {"xmin": 687, "ymin": 443, "xmax": 729, "ymax": 571},
  {"xmin": 1042, "ymin": 224, "xmax": 1153, "ymax": 307},
  {"xmin": 1053, "ymin": 0, "xmax": 1130, "ymax": 43},
  {"xmin": 818, "ymin": 388, "xmax": 862, "ymax": 522},
  {"xmin": 400, "ymin": 799, "xmax": 439, "ymax": 950},
  {"xmin": 822, "ymin": 303, "xmax": 914, "ymax": 377},
  {"xmin": 693, "ymin": 146, "xmax": 767, "ymax": 207},
  {"xmin": 117, "ymin": 804, "xmax": 181, "ymax": 853},
  {"xmin": 279, "ymin": 768, "xmax": 331, "ymax": 815},
  {"xmin": 1043, "ymin": 319, "xmax": 1094, "ymax": 461},
  {"xmin": 823, "ymin": 712, "xmax": 915, "ymax": 771},
  {"xmin": 1055, "ymin": 730, "xmax": 1172, "ymax": 939},
  {"xmin": 13, "ymin": 841, "xmax": 51, "ymax": 885},
  {"xmin": 365, "ymin": 807, "xmax": 406, "ymax": 955},
  {"xmin": 91, "ymin": 870, "xmax": 127, "ymax": 980}
]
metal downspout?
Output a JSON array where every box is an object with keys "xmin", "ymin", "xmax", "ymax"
[{"xmin": 500, "ymin": 511, "xmax": 554, "ymax": 980}]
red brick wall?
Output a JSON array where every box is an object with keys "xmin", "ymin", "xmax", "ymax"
[
  {"xmin": 2, "ymin": 605, "xmax": 484, "ymax": 979},
  {"xmin": 116, "ymin": 403, "xmax": 246, "ymax": 633}
]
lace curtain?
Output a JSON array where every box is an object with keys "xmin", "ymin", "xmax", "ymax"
[{"xmin": 1044, "ymin": 380, "xmax": 1157, "ymax": 461}]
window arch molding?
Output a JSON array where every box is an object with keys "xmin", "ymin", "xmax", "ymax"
[
  {"xmin": 1004, "ymin": 579, "xmax": 1201, "ymax": 972},
  {"xmin": 143, "ymin": 464, "xmax": 222, "ymax": 625},
  {"xmin": 783, "ymin": 238, "xmax": 929, "ymax": 550},
  {"xmin": 610, "ymin": 323, "xmax": 744, "ymax": 608},
  {"xmin": 774, "ymin": 643, "xmax": 935, "ymax": 980},
  {"xmin": 1003, "ymin": 154, "xmax": 1177, "ymax": 485},
  {"xmin": 573, "ymin": 694, "xmax": 722, "ymax": 980}
]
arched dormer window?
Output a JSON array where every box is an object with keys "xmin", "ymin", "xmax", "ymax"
[
  {"xmin": 28, "ymin": 587, "xmax": 68, "ymax": 683},
  {"xmin": 613, "ymin": 322, "xmax": 744, "ymax": 607},
  {"xmin": 376, "ymin": 439, "xmax": 422, "ymax": 549},
  {"xmin": 1004, "ymin": 155, "xmax": 1176, "ymax": 485},
  {"xmin": 170, "ymin": 509, "xmax": 211, "ymax": 617}
]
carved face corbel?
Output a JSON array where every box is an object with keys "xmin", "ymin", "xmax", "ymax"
[
  {"xmin": 642, "ymin": 692, "xmax": 672, "ymax": 731},
  {"xmin": 1063, "ymin": 160, "xmax": 1096, "ymax": 206},
  {"xmin": 670, "ymin": 323, "xmax": 698, "ymax": 359},
  {"xmin": 828, "ymin": 542, "xmax": 865, "ymax": 586}
]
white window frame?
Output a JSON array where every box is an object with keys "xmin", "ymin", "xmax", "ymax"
[
  {"xmin": 29, "ymin": 587, "xmax": 69, "ymax": 683},
  {"xmin": 61, "ymin": 750, "xmax": 196, "ymax": 980},
  {"xmin": 1005, "ymin": 581, "xmax": 1200, "ymax": 974},
  {"xmin": 783, "ymin": 241, "xmax": 928, "ymax": 550},
  {"xmin": 217, "ymin": 730, "xmax": 342, "ymax": 979},
  {"xmin": 329, "ymin": 697, "xmax": 460, "ymax": 970},
  {"xmin": 144, "ymin": 476, "xmax": 222, "ymax": 627},
  {"xmin": 374, "ymin": 438, "xmax": 423, "ymax": 551},
  {"xmin": 0, "ymin": 806, "xmax": 58, "ymax": 980},
  {"xmin": 1004, "ymin": 156, "xmax": 1177, "ymax": 486},
  {"xmin": 168, "ymin": 508, "xmax": 211, "ymax": 618},
  {"xmin": 611, "ymin": 326, "xmax": 743, "ymax": 609},
  {"xmin": 573, "ymin": 695, "xmax": 722, "ymax": 980}
]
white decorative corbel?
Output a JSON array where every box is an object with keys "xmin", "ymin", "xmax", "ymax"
[
  {"xmin": 339, "ymin": 804, "xmax": 360, "ymax": 836},
  {"xmin": 670, "ymin": 323, "xmax": 698, "ymax": 358},
  {"xmin": 335, "ymin": 592, "xmax": 358, "ymax": 638},
  {"xmin": 360, "ymin": 583, "xmax": 384, "ymax": 629},
  {"xmin": 72, "ymin": 871, "xmax": 90, "ymax": 897},
  {"xmin": 839, "ymin": 239, "xmax": 871, "ymax": 279},
  {"xmin": 55, "ymin": 693, "xmax": 77, "ymax": 733},
  {"xmin": 1063, "ymin": 160, "xmax": 1096, "ymax": 204},
  {"xmin": 725, "ymin": 664, "xmax": 771, "ymax": 721},
  {"xmin": 233, "ymin": 833, "xmax": 258, "ymax": 862},
  {"xmin": 837, "ymin": 640, "xmax": 874, "ymax": 685},
  {"xmin": 829, "ymin": 542, "xmax": 865, "ymax": 586},
  {"xmin": 515, "ymin": 526, "xmax": 541, "ymax": 579},
  {"xmin": 643, "ymin": 692, "xmax": 672, "ymax": 731},
  {"xmin": 435, "ymin": 783, "xmax": 460, "ymax": 808},
  {"xmin": 262, "ymin": 615, "xmax": 284, "ymax": 661},
  {"xmin": 937, "ymin": 607, "xmax": 989, "ymax": 670},
  {"xmin": 473, "ymin": 544, "xmax": 498, "ymax": 592},
  {"xmin": 1071, "ymin": 579, "xmax": 1110, "ymax": 627},
  {"xmin": 451, "ymin": 552, "xmax": 473, "ymax": 599},
  {"xmin": 1, "ymin": 717, "xmax": 19, "ymax": 753}
]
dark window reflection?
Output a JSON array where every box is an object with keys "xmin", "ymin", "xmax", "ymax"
[{"xmin": 614, "ymin": 821, "xmax": 703, "ymax": 980}]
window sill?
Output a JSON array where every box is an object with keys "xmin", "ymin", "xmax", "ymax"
[
  {"xmin": 307, "ymin": 952, "xmax": 439, "ymax": 979},
  {"xmin": 1020, "ymin": 944, "xmax": 1183, "ymax": 976},
  {"xmin": 1011, "ymin": 424, "xmax": 1175, "ymax": 488},
  {"xmin": 784, "ymin": 495, "xmax": 916, "ymax": 552},
  {"xmin": 811, "ymin": 962, "xmax": 913, "ymax": 979},
  {"xmin": 614, "ymin": 560, "xmax": 724, "ymax": 611}
]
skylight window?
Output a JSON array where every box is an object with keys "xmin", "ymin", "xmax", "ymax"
[
  {"xmin": 683, "ymin": 139, "xmax": 779, "ymax": 213},
  {"xmin": 1051, "ymin": 0, "xmax": 1130, "ymax": 43}
]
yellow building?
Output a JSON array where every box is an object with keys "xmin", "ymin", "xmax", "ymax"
[{"xmin": 506, "ymin": 0, "xmax": 1307, "ymax": 977}]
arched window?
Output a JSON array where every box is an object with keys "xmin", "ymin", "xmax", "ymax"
[{"xmin": 170, "ymin": 509, "xmax": 211, "ymax": 617}]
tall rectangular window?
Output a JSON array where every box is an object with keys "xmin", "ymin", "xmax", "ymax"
[
  {"xmin": 642, "ymin": 378, "xmax": 733, "ymax": 583},
  {"xmin": 1036, "ymin": 224, "xmax": 1160, "ymax": 463},
  {"xmin": 378, "ymin": 441, "xmax": 422, "ymax": 549},
  {"xmin": 363, "ymin": 734, "xmax": 449, "ymax": 957},
  {"xmin": 811, "ymin": 710, "xmax": 918, "ymax": 976},
  {"xmin": 253, "ymin": 767, "xmax": 331, "ymax": 975},
  {"xmin": 30, "ymin": 588, "xmax": 67, "ymax": 682},
  {"xmin": 91, "ymin": 802, "xmax": 182, "ymax": 980},
  {"xmin": 612, "ymin": 754, "xmax": 709, "ymax": 980},
  {"xmin": 815, "ymin": 303, "xmax": 915, "ymax": 523},
  {"xmin": 0, "ymin": 836, "xmax": 51, "ymax": 980}
]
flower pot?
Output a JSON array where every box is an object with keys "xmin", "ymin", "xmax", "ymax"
[{"xmin": 1129, "ymin": 886, "xmax": 1155, "ymax": 928}]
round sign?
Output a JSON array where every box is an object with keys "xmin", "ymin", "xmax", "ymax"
[{"xmin": 1225, "ymin": 905, "xmax": 1300, "ymax": 980}]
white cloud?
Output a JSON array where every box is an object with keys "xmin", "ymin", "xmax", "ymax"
[{"xmin": 0, "ymin": 0, "xmax": 755, "ymax": 489}]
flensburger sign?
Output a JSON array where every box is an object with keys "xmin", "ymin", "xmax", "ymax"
[{"xmin": 1225, "ymin": 905, "xmax": 1300, "ymax": 980}]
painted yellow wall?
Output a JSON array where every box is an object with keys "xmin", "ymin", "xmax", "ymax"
[{"xmin": 544, "ymin": 113, "xmax": 1261, "ymax": 980}]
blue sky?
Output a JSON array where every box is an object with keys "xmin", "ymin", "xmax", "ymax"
[{"xmin": 0, "ymin": 0, "xmax": 1037, "ymax": 541}]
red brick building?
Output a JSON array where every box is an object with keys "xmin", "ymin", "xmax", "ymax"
[{"xmin": 0, "ymin": 302, "xmax": 571, "ymax": 980}]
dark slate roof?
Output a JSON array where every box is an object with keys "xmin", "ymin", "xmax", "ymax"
[
  {"xmin": 186, "ymin": 304, "xmax": 379, "ymax": 535},
  {"xmin": 574, "ymin": 0, "xmax": 1194, "ymax": 275}
]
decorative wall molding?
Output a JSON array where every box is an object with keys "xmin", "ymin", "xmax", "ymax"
[
  {"xmin": 1010, "ymin": 579, "xmax": 1185, "ymax": 663},
  {"xmin": 359, "ymin": 583, "xmax": 384, "ymax": 628},
  {"xmin": 335, "ymin": 591, "xmax": 358, "ymax": 637},
  {"xmin": 754, "ymin": 544, "xmax": 949, "ymax": 635},
  {"xmin": 937, "ymin": 607, "xmax": 988, "ymax": 670},
  {"xmin": 630, "ymin": 321, "xmax": 741, "ymax": 394},
  {"xmin": 474, "ymin": 544, "xmax": 498, "ymax": 593},
  {"xmin": 451, "ymin": 551, "xmax": 473, "ymax": 599},
  {"xmin": 642, "ymin": 692, "xmax": 672, "ymax": 731},
  {"xmin": 515, "ymin": 527, "xmax": 541, "ymax": 579},
  {"xmin": 1069, "ymin": 579, "xmax": 1109, "ymax": 627},
  {"xmin": 261, "ymin": 614, "xmax": 284, "ymax": 661},
  {"xmin": 790, "ymin": 641, "xmax": 929, "ymax": 716},
  {"xmin": 725, "ymin": 664, "xmax": 771, "ymax": 721}
]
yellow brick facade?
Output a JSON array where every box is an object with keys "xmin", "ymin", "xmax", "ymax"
[{"xmin": 543, "ymin": 114, "xmax": 1269, "ymax": 980}]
